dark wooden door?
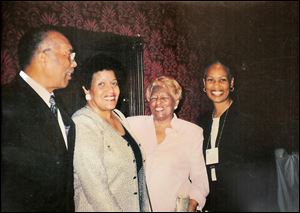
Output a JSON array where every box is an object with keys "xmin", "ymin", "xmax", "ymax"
[{"xmin": 54, "ymin": 27, "xmax": 144, "ymax": 117}]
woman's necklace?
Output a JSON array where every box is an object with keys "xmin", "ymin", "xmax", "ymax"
[
  {"xmin": 212, "ymin": 99, "xmax": 233, "ymax": 118},
  {"xmin": 206, "ymin": 100, "xmax": 233, "ymax": 149}
]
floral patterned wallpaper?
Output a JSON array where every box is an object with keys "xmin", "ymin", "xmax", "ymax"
[
  {"xmin": 1, "ymin": 1, "xmax": 211, "ymax": 123},
  {"xmin": 1, "ymin": 1, "xmax": 298, "ymax": 127}
]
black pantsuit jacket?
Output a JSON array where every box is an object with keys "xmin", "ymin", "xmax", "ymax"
[
  {"xmin": 198, "ymin": 102, "xmax": 277, "ymax": 212},
  {"xmin": 1, "ymin": 76, "xmax": 75, "ymax": 212}
]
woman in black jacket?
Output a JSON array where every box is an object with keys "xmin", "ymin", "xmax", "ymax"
[{"xmin": 198, "ymin": 61, "xmax": 277, "ymax": 212}]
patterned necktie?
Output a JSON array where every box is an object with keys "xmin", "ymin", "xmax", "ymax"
[{"xmin": 49, "ymin": 95, "xmax": 58, "ymax": 117}]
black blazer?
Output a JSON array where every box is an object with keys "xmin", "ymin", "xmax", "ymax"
[
  {"xmin": 1, "ymin": 75, "xmax": 75, "ymax": 212},
  {"xmin": 198, "ymin": 102, "xmax": 276, "ymax": 212}
]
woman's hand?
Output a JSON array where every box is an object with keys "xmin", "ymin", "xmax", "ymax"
[{"xmin": 188, "ymin": 199, "xmax": 198, "ymax": 212}]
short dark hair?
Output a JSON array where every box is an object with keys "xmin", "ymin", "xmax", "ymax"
[
  {"xmin": 17, "ymin": 25, "xmax": 65, "ymax": 70},
  {"xmin": 203, "ymin": 61, "xmax": 233, "ymax": 81},
  {"xmin": 81, "ymin": 54, "xmax": 124, "ymax": 90}
]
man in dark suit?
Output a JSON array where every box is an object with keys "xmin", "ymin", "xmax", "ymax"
[{"xmin": 1, "ymin": 26, "xmax": 77, "ymax": 212}]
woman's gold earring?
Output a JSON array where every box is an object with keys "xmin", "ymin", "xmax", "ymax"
[{"xmin": 203, "ymin": 88, "xmax": 206, "ymax": 93}]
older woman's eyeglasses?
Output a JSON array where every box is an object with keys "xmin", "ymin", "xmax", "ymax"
[{"xmin": 149, "ymin": 95, "xmax": 171, "ymax": 103}]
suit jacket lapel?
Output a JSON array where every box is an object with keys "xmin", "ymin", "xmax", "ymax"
[{"xmin": 17, "ymin": 76, "xmax": 70, "ymax": 153}]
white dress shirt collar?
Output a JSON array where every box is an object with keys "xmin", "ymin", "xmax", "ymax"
[
  {"xmin": 19, "ymin": 70, "xmax": 53, "ymax": 106},
  {"xmin": 20, "ymin": 71, "xmax": 68, "ymax": 148}
]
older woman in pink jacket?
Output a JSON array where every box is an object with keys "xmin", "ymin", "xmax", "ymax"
[{"xmin": 127, "ymin": 76, "xmax": 209, "ymax": 212}]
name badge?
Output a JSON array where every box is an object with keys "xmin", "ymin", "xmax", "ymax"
[{"xmin": 206, "ymin": 147, "xmax": 219, "ymax": 165}]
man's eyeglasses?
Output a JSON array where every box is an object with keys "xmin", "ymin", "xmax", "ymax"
[{"xmin": 42, "ymin": 48, "xmax": 76, "ymax": 63}]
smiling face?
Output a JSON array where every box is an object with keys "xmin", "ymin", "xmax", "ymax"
[
  {"xmin": 203, "ymin": 63, "xmax": 234, "ymax": 104},
  {"xmin": 149, "ymin": 86, "xmax": 176, "ymax": 122},
  {"xmin": 87, "ymin": 70, "xmax": 120, "ymax": 113}
]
